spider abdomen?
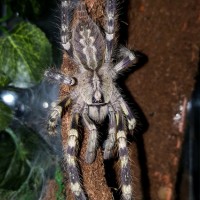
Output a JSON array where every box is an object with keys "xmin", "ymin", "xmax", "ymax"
[{"xmin": 72, "ymin": 3, "xmax": 105, "ymax": 70}]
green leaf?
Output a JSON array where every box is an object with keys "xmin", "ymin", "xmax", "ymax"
[
  {"xmin": 0, "ymin": 127, "xmax": 57, "ymax": 199},
  {"xmin": 0, "ymin": 72, "xmax": 11, "ymax": 87},
  {"xmin": 55, "ymin": 166, "xmax": 65, "ymax": 200},
  {"xmin": 0, "ymin": 102, "xmax": 13, "ymax": 131},
  {"xmin": 0, "ymin": 22, "xmax": 52, "ymax": 87}
]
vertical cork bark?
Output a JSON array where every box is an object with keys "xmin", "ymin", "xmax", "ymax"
[{"xmin": 60, "ymin": 1, "xmax": 114, "ymax": 199}]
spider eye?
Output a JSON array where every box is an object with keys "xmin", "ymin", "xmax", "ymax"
[
  {"xmin": 70, "ymin": 78, "xmax": 76, "ymax": 85},
  {"xmin": 92, "ymin": 92, "xmax": 104, "ymax": 104}
]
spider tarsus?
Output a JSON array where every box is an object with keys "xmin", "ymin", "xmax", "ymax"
[
  {"xmin": 103, "ymin": 150, "xmax": 113, "ymax": 160},
  {"xmin": 75, "ymin": 193, "xmax": 87, "ymax": 200},
  {"xmin": 103, "ymin": 139, "xmax": 114, "ymax": 159},
  {"xmin": 47, "ymin": 127, "xmax": 57, "ymax": 136},
  {"xmin": 85, "ymin": 151, "xmax": 96, "ymax": 164},
  {"xmin": 121, "ymin": 184, "xmax": 133, "ymax": 200}
]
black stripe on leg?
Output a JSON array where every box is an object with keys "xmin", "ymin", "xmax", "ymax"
[
  {"xmin": 67, "ymin": 164, "xmax": 81, "ymax": 184},
  {"xmin": 47, "ymin": 106, "xmax": 62, "ymax": 135},
  {"xmin": 103, "ymin": 106, "xmax": 116, "ymax": 159},
  {"xmin": 61, "ymin": 0, "xmax": 75, "ymax": 55},
  {"xmin": 119, "ymin": 147, "xmax": 132, "ymax": 185},
  {"xmin": 64, "ymin": 114, "xmax": 87, "ymax": 199},
  {"xmin": 66, "ymin": 145, "xmax": 76, "ymax": 156},
  {"xmin": 114, "ymin": 51, "xmax": 137, "ymax": 73},
  {"xmin": 118, "ymin": 138, "xmax": 132, "ymax": 200},
  {"xmin": 105, "ymin": 0, "xmax": 116, "ymax": 33},
  {"xmin": 44, "ymin": 69, "xmax": 75, "ymax": 85},
  {"xmin": 82, "ymin": 111, "xmax": 98, "ymax": 164},
  {"xmin": 119, "ymin": 98, "xmax": 136, "ymax": 133},
  {"xmin": 116, "ymin": 113, "xmax": 132, "ymax": 200},
  {"xmin": 47, "ymin": 97, "xmax": 71, "ymax": 135},
  {"xmin": 104, "ymin": 0, "xmax": 117, "ymax": 62}
]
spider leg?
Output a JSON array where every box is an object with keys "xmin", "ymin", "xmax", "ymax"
[
  {"xmin": 47, "ymin": 97, "xmax": 71, "ymax": 135},
  {"xmin": 114, "ymin": 47, "xmax": 137, "ymax": 73},
  {"xmin": 82, "ymin": 106, "xmax": 98, "ymax": 164},
  {"xmin": 104, "ymin": 0, "xmax": 117, "ymax": 62},
  {"xmin": 116, "ymin": 112, "xmax": 132, "ymax": 200},
  {"xmin": 119, "ymin": 97, "xmax": 136, "ymax": 134},
  {"xmin": 44, "ymin": 68, "xmax": 76, "ymax": 86},
  {"xmin": 64, "ymin": 113, "xmax": 87, "ymax": 200},
  {"xmin": 103, "ymin": 105, "xmax": 116, "ymax": 159},
  {"xmin": 61, "ymin": 0, "xmax": 77, "ymax": 55}
]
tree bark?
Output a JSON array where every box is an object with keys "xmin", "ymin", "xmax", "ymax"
[{"xmin": 60, "ymin": 1, "xmax": 137, "ymax": 199}]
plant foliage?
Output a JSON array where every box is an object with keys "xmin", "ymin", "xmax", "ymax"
[
  {"xmin": 0, "ymin": 22, "xmax": 52, "ymax": 87},
  {"xmin": 0, "ymin": 128, "xmax": 56, "ymax": 200},
  {"xmin": 0, "ymin": 102, "xmax": 13, "ymax": 131},
  {"xmin": 0, "ymin": 0, "xmax": 63, "ymax": 199}
]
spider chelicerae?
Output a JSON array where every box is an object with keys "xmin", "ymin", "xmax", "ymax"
[{"xmin": 45, "ymin": 0, "xmax": 138, "ymax": 199}]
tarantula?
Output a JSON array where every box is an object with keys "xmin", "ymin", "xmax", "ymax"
[{"xmin": 45, "ymin": 0, "xmax": 137, "ymax": 199}]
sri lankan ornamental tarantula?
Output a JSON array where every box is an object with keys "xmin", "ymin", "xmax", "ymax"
[{"xmin": 45, "ymin": 0, "xmax": 138, "ymax": 199}]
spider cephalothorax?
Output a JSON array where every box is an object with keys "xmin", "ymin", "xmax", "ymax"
[{"xmin": 45, "ymin": 0, "xmax": 137, "ymax": 199}]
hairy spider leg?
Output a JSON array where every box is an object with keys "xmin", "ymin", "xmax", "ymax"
[
  {"xmin": 64, "ymin": 113, "xmax": 87, "ymax": 200},
  {"xmin": 103, "ymin": 105, "xmax": 117, "ymax": 159},
  {"xmin": 105, "ymin": 0, "xmax": 117, "ymax": 62},
  {"xmin": 47, "ymin": 97, "xmax": 71, "ymax": 135},
  {"xmin": 114, "ymin": 47, "xmax": 137, "ymax": 73},
  {"xmin": 44, "ymin": 68, "xmax": 76, "ymax": 86},
  {"xmin": 82, "ymin": 105, "xmax": 98, "ymax": 164},
  {"xmin": 116, "ymin": 113, "xmax": 132, "ymax": 200},
  {"xmin": 61, "ymin": 0, "xmax": 77, "ymax": 55},
  {"xmin": 119, "ymin": 97, "xmax": 136, "ymax": 133}
]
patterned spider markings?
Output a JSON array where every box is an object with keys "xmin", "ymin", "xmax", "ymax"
[{"xmin": 45, "ymin": 0, "xmax": 138, "ymax": 199}]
